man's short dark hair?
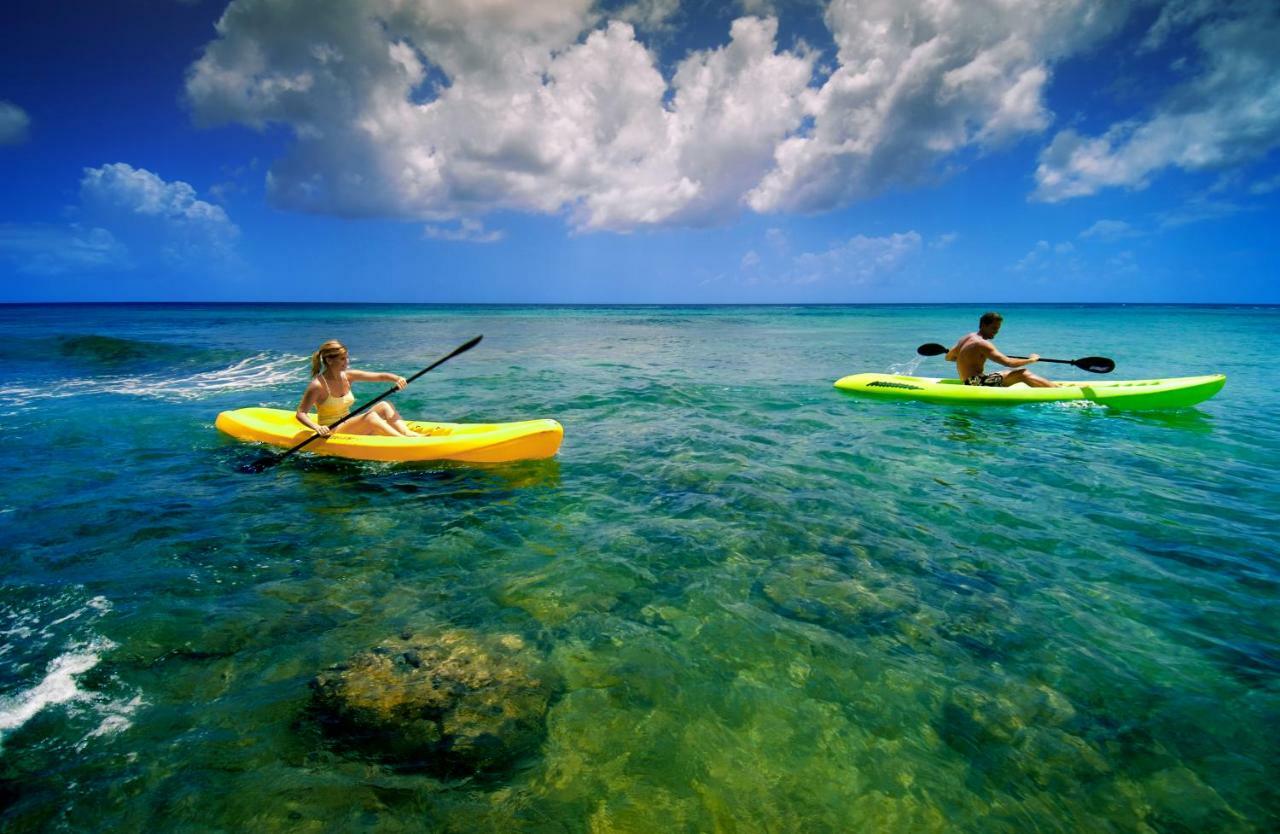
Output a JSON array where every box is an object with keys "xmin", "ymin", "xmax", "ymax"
[{"xmin": 979, "ymin": 311, "xmax": 1003, "ymax": 328}]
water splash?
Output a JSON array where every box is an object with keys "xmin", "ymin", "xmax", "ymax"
[
  {"xmin": 0, "ymin": 352, "xmax": 307, "ymax": 408},
  {"xmin": 887, "ymin": 356, "xmax": 925, "ymax": 375}
]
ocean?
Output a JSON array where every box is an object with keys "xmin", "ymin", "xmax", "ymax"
[{"xmin": 1, "ymin": 303, "xmax": 1276, "ymax": 831}]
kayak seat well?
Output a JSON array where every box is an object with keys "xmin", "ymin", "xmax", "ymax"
[{"xmin": 407, "ymin": 423, "xmax": 454, "ymax": 437}]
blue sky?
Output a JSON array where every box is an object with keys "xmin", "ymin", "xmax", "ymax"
[{"xmin": 1, "ymin": 0, "xmax": 1277, "ymax": 303}]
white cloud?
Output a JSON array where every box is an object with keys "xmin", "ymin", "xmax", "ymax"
[
  {"xmin": 741, "ymin": 249, "xmax": 761, "ymax": 269},
  {"xmin": 182, "ymin": 1, "xmax": 1278, "ymax": 230},
  {"xmin": 1248, "ymin": 172, "xmax": 1280, "ymax": 195},
  {"xmin": 1157, "ymin": 194, "xmax": 1248, "ymax": 228},
  {"xmin": 1080, "ymin": 219, "xmax": 1139, "ymax": 240},
  {"xmin": 80, "ymin": 163, "xmax": 239, "ymax": 266},
  {"xmin": 646, "ymin": 16, "xmax": 815, "ymax": 227},
  {"xmin": 0, "ymin": 164, "xmax": 240, "ymax": 278},
  {"xmin": 1010, "ymin": 238, "xmax": 1098, "ymax": 276},
  {"xmin": 930, "ymin": 232, "xmax": 959, "ymax": 249},
  {"xmin": 195, "ymin": 1, "xmax": 1123, "ymax": 229},
  {"xmin": 792, "ymin": 230, "xmax": 921, "ymax": 284},
  {"xmin": 1012, "ymin": 239, "xmax": 1052, "ymax": 272},
  {"xmin": 1140, "ymin": 0, "xmax": 1218, "ymax": 52},
  {"xmin": 0, "ymin": 101, "xmax": 31, "ymax": 145},
  {"xmin": 0, "ymin": 224, "xmax": 128, "ymax": 276},
  {"xmin": 747, "ymin": 0, "xmax": 1128, "ymax": 214},
  {"xmin": 81, "ymin": 163, "xmax": 234, "ymax": 228},
  {"xmin": 1106, "ymin": 250, "xmax": 1139, "ymax": 274},
  {"xmin": 187, "ymin": 1, "xmax": 815, "ymax": 231},
  {"xmin": 1034, "ymin": 1, "xmax": 1280, "ymax": 201},
  {"xmin": 423, "ymin": 218, "xmax": 503, "ymax": 243},
  {"xmin": 612, "ymin": 0, "xmax": 681, "ymax": 31}
]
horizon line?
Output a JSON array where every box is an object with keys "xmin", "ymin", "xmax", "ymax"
[{"xmin": 3, "ymin": 300, "xmax": 1279, "ymax": 308}]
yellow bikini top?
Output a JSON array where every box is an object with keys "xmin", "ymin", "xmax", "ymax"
[{"xmin": 315, "ymin": 374, "xmax": 355, "ymax": 426}]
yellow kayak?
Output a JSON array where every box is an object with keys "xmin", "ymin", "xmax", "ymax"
[{"xmin": 216, "ymin": 407, "xmax": 563, "ymax": 463}]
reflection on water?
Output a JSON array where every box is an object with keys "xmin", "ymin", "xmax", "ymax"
[
  {"xmin": 1103, "ymin": 406, "xmax": 1216, "ymax": 434},
  {"xmin": 938, "ymin": 410, "xmax": 1030, "ymax": 447}
]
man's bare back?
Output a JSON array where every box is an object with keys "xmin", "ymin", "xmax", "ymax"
[
  {"xmin": 949, "ymin": 332, "xmax": 1000, "ymax": 380},
  {"xmin": 945, "ymin": 312, "xmax": 1055, "ymax": 388}
]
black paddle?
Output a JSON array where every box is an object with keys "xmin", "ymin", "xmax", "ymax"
[
  {"xmin": 916, "ymin": 342, "xmax": 1115, "ymax": 374},
  {"xmin": 241, "ymin": 334, "xmax": 483, "ymax": 473}
]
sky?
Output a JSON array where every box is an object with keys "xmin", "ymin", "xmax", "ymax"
[{"xmin": 0, "ymin": 0, "xmax": 1277, "ymax": 304}]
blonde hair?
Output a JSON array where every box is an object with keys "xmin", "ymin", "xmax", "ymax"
[{"xmin": 311, "ymin": 340, "xmax": 347, "ymax": 377}]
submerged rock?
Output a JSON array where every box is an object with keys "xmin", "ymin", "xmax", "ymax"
[
  {"xmin": 310, "ymin": 629, "xmax": 559, "ymax": 775},
  {"xmin": 759, "ymin": 559, "xmax": 914, "ymax": 638},
  {"xmin": 941, "ymin": 681, "xmax": 1079, "ymax": 748}
]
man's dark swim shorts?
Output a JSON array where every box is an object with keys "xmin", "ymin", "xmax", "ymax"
[{"xmin": 965, "ymin": 372, "xmax": 1006, "ymax": 387}]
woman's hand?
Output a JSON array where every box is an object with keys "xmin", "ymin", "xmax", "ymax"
[
  {"xmin": 315, "ymin": 425, "xmax": 332, "ymax": 437},
  {"xmin": 393, "ymin": 375, "xmax": 407, "ymax": 390}
]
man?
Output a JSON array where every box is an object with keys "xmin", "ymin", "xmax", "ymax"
[{"xmin": 946, "ymin": 311, "xmax": 1055, "ymax": 387}]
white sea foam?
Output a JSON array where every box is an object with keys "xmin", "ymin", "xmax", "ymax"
[
  {"xmin": 0, "ymin": 595, "xmax": 141, "ymax": 749},
  {"xmin": 0, "ymin": 637, "xmax": 115, "ymax": 743},
  {"xmin": 80, "ymin": 693, "xmax": 145, "ymax": 749},
  {"xmin": 0, "ymin": 353, "xmax": 306, "ymax": 408}
]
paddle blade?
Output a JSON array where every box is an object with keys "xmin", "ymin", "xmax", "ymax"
[
  {"xmin": 916, "ymin": 343, "xmax": 948, "ymax": 357},
  {"xmin": 1073, "ymin": 356, "xmax": 1115, "ymax": 374},
  {"xmin": 450, "ymin": 334, "xmax": 483, "ymax": 358},
  {"xmin": 407, "ymin": 334, "xmax": 484, "ymax": 383}
]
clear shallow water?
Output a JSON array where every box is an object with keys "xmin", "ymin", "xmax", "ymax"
[{"xmin": 1, "ymin": 303, "xmax": 1277, "ymax": 832}]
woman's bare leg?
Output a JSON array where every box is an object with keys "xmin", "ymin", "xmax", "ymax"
[
  {"xmin": 335, "ymin": 411, "xmax": 403, "ymax": 436},
  {"xmin": 373, "ymin": 401, "xmax": 416, "ymax": 436}
]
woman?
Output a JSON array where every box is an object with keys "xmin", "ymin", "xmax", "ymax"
[{"xmin": 296, "ymin": 340, "xmax": 415, "ymax": 437}]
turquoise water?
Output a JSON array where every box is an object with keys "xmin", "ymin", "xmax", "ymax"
[{"xmin": 1, "ymin": 303, "xmax": 1276, "ymax": 832}]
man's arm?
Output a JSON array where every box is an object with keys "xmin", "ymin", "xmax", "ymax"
[
  {"xmin": 945, "ymin": 339, "xmax": 962, "ymax": 362},
  {"xmin": 984, "ymin": 343, "xmax": 1039, "ymax": 368}
]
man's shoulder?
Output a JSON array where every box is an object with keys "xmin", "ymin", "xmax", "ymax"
[{"xmin": 960, "ymin": 334, "xmax": 994, "ymax": 353}]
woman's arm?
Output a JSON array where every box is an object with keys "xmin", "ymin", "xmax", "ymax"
[
  {"xmin": 295, "ymin": 381, "xmax": 329, "ymax": 434},
  {"xmin": 347, "ymin": 369, "xmax": 407, "ymax": 389}
]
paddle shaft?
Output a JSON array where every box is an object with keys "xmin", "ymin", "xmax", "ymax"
[
  {"xmin": 915, "ymin": 342, "xmax": 1113, "ymax": 373},
  {"xmin": 276, "ymin": 335, "xmax": 483, "ymax": 463},
  {"xmin": 1008, "ymin": 354, "xmax": 1070, "ymax": 366}
]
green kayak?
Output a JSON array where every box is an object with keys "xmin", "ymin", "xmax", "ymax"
[{"xmin": 833, "ymin": 373, "xmax": 1225, "ymax": 409}]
